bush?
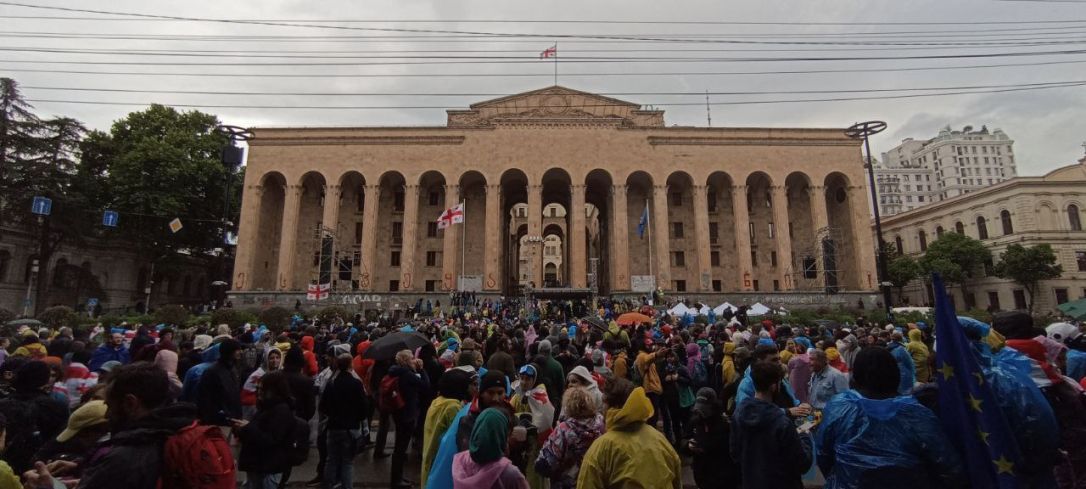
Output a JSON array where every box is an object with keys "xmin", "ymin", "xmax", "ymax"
[
  {"xmin": 186, "ymin": 314, "xmax": 212, "ymax": 327},
  {"xmin": 37, "ymin": 306, "xmax": 77, "ymax": 329},
  {"xmin": 0, "ymin": 308, "xmax": 16, "ymax": 325},
  {"xmin": 210, "ymin": 308, "xmax": 258, "ymax": 330},
  {"xmin": 257, "ymin": 306, "xmax": 292, "ymax": 332},
  {"xmin": 958, "ymin": 308, "xmax": 992, "ymax": 326},
  {"xmin": 97, "ymin": 313, "xmax": 125, "ymax": 330},
  {"xmin": 315, "ymin": 306, "xmax": 349, "ymax": 324},
  {"xmin": 155, "ymin": 305, "xmax": 191, "ymax": 326}
]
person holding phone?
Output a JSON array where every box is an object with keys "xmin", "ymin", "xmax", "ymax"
[{"xmin": 232, "ymin": 370, "xmax": 296, "ymax": 489}]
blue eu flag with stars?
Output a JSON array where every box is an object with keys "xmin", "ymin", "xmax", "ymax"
[
  {"xmin": 637, "ymin": 202, "xmax": 649, "ymax": 240},
  {"xmin": 932, "ymin": 271, "xmax": 1023, "ymax": 489}
]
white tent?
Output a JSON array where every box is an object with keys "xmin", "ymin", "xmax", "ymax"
[
  {"xmin": 713, "ymin": 302, "xmax": 738, "ymax": 315},
  {"xmin": 747, "ymin": 302, "xmax": 772, "ymax": 316},
  {"xmin": 695, "ymin": 304, "xmax": 713, "ymax": 316},
  {"xmin": 667, "ymin": 303, "xmax": 692, "ymax": 316}
]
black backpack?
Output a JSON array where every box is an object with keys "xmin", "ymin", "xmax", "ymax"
[{"xmin": 285, "ymin": 416, "xmax": 311, "ymax": 466}]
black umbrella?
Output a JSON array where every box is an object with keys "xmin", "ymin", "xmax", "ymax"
[
  {"xmin": 362, "ymin": 331, "xmax": 432, "ymax": 361},
  {"xmin": 581, "ymin": 315, "xmax": 608, "ymax": 334}
]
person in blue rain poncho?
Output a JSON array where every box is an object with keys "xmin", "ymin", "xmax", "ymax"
[
  {"xmin": 816, "ymin": 346, "xmax": 966, "ymax": 489},
  {"xmin": 180, "ymin": 343, "xmax": 220, "ymax": 403}
]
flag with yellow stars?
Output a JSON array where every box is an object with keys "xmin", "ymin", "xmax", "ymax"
[{"xmin": 933, "ymin": 272, "xmax": 1024, "ymax": 488}]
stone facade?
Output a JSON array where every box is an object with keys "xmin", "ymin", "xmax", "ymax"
[
  {"xmin": 878, "ymin": 159, "xmax": 1086, "ymax": 314},
  {"xmin": 230, "ymin": 86, "xmax": 878, "ymax": 303}
]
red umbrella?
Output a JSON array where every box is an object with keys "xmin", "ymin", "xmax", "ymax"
[{"xmin": 616, "ymin": 312, "xmax": 653, "ymax": 326}]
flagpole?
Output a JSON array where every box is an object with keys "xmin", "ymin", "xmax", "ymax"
[
  {"xmin": 647, "ymin": 200, "xmax": 654, "ymax": 288},
  {"xmin": 460, "ymin": 200, "xmax": 466, "ymax": 292},
  {"xmin": 554, "ymin": 42, "xmax": 558, "ymax": 86}
]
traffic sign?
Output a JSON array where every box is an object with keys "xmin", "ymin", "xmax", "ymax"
[
  {"xmin": 102, "ymin": 210, "xmax": 119, "ymax": 227},
  {"xmin": 87, "ymin": 298, "xmax": 98, "ymax": 307},
  {"xmin": 31, "ymin": 196, "xmax": 52, "ymax": 216},
  {"xmin": 169, "ymin": 218, "xmax": 183, "ymax": 233}
]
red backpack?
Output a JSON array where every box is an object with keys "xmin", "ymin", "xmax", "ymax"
[
  {"xmin": 379, "ymin": 374, "xmax": 405, "ymax": 412},
  {"xmin": 159, "ymin": 422, "xmax": 236, "ymax": 489}
]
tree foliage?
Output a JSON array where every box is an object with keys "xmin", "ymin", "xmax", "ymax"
[
  {"xmin": 257, "ymin": 306, "xmax": 292, "ymax": 332},
  {"xmin": 210, "ymin": 308, "xmax": 257, "ymax": 330},
  {"xmin": 887, "ymin": 255, "xmax": 923, "ymax": 297},
  {"xmin": 920, "ymin": 232, "xmax": 992, "ymax": 293},
  {"xmin": 37, "ymin": 305, "xmax": 77, "ymax": 329},
  {"xmin": 993, "ymin": 244, "xmax": 1063, "ymax": 314},
  {"xmin": 155, "ymin": 304, "xmax": 192, "ymax": 326}
]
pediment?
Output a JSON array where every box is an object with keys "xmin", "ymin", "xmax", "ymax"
[{"xmin": 447, "ymin": 86, "xmax": 664, "ymax": 128}]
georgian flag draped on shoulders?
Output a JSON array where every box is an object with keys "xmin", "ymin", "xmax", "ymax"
[{"xmin": 437, "ymin": 203, "xmax": 464, "ymax": 229}]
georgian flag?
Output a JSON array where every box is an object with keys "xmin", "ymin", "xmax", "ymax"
[
  {"xmin": 540, "ymin": 45, "xmax": 557, "ymax": 59},
  {"xmin": 307, "ymin": 283, "xmax": 330, "ymax": 300},
  {"xmin": 437, "ymin": 203, "xmax": 465, "ymax": 229}
]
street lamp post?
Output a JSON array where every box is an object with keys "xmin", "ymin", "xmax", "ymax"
[
  {"xmin": 22, "ymin": 259, "xmax": 38, "ymax": 317},
  {"xmin": 214, "ymin": 125, "xmax": 254, "ymax": 307},
  {"xmin": 846, "ymin": 121, "xmax": 894, "ymax": 322}
]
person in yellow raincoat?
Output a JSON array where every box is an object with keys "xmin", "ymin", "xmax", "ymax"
[
  {"xmin": 577, "ymin": 378, "xmax": 682, "ymax": 489},
  {"xmin": 720, "ymin": 342, "xmax": 739, "ymax": 387},
  {"xmin": 906, "ymin": 328, "xmax": 931, "ymax": 383},
  {"xmin": 420, "ymin": 368, "xmax": 476, "ymax": 486}
]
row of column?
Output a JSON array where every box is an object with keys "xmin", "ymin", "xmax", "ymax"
[{"xmin": 245, "ymin": 180, "xmax": 832, "ymax": 293}]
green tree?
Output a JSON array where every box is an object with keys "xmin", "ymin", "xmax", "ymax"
[
  {"xmin": 887, "ymin": 255, "xmax": 923, "ymax": 300},
  {"xmin": 0, "ymin": 78, "xmax": 41, "ymax": 234},
  {"xmin": 920, "ymin": 232, "xmax": 992, "ymax": 297},
  {"xmin": 155, "ymin": 304, "xmax": 192, "ymax": 326},
  {"xmin": 993, "ymin": 244, "xmax": 1064, "ymax": 314}
]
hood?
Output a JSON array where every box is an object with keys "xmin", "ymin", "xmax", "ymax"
[
  {"xmin": 357, "ymin": 341, "xmax": 370, "ymax": 356},
  {"xmin": 154, "ymin": 349, "xmax": 178, "ymax": 374},
  {"xmin": 284, "ymin": 345, "xmax": 306, "ymax": 370},
  {"xmin": 908, "ymin": 329, "xmax": 923, "ymax": 343},
  {"xmin": 200, "ymin": 343, "xmax": 221, "ymax": 363},
  {"xmin": 608, "ymin": 321, "xmax": 620, "ymax": 335},
  {"xmin": 300, "ymin": 336, "xmax": 315, "ymax": 353},
  {"xmin": 452, "ymin": 452, "xmax": 512, "ymax": 489},
  {"xmin": 193, "ymin": 335, "xmax": 213, "ymax": 351},
  {"xmin": 723, "ymin": 342, "xmax": 736, "ymax": 356},
  {"xmin": 568, "ymin": 365, "xmax": 594, "ymax": 386},
  {"xmin": 838, "ymin": 390, "xmax": 910, "ymax": 421},
  {"xmin": 605, "ymin": 386, "xmax": 653, "ymax": 431},
  {"xmin": 734, "ymin": 396, "xmax": 786, "ymax": 431}
]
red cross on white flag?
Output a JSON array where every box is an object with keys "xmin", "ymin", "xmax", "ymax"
[
  {"xmin": 437, "ymin": 203, "xmax": 465, "ymax": 229},
  {"xmin": 540, "ymin": 45, "xmax": 557, "ymax": 59}
]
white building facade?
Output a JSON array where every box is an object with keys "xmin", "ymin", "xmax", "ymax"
[{"xmin": 875, "ymin": 125, "xmax": 1017, "ymax": 217}]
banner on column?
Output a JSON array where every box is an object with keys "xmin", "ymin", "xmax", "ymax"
[
  {"xmin": 458, "ymin": 275, "xmax": 483, "ymax": 292},
  {"xmin": 631, "ymin": 275, "xmax": 656, "ymax": 292}
]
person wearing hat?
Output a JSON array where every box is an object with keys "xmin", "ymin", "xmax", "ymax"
[
  {"xmin": 13, "ymin": 329, "xmax": 48, "ymax": 360},
  {"xmin": 510, "ymin": 364, "xmax": 554, "ymax": 488},
  {"xmin": 196, "ymin": 339, "xmax": 243, "ymax": 429},
  {"xmin": 33, "ymin": 400, "xmax": 110, "ymax": 475}
]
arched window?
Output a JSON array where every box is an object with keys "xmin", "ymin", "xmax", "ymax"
[
  {"xmin": 1070, "ymin": 204, "xmax": 1082, "ymax": 231},
  {"xmin": 919, "ymin": 230, "xmax": 928, "ymax": 252},
  {"xmin": 895, "ymin": 236, "xmax": 904, "ymax": 254},
  {"xmin": 936, "ymin": 226, "xmax": 945, "ymax": 238},
  {"xmin": 955, "ymin": 221, "xmax": 965, "ymax": 234},
  {"xmin": 52, "ymin": 258, "xmax": 69, "ymax": 288},
  {"xmin": 0, "ymin": 250, "xmax": 10, "ymax": 283},
  {"xmin": 977, "ymin": 216, "xmax": 989, "ymax": 240},
  {"xmin": 1001, "ymin": 210, "xmax": 1014, "ymax": 235}
]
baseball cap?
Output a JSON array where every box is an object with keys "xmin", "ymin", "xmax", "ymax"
[{"xmin": 57, "ymin": 400, "xmax": 108, "ymax": 442}]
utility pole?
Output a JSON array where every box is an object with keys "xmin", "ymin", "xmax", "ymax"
[
  {"xmin": 846, "ymin": 121, "xmax": 893, "ymax": 322},
  {"xmin": 706, "ymin": 90, "xmax": 712, "ymax": 128},
  {"xmin": 214, "ymin": 125, "xmax": 253, "ymax": 307}
]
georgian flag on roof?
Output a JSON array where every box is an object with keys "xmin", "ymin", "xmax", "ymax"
[
  {"xmin": 437, "ymin": 203, "xmax": 465, "ymax": 229},
  {"xmin": 540, "ymin": 45, "xmax": 557, "ymax": 59}
]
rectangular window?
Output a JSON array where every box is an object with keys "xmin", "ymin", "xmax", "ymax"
[
  {"xmin": 426, "ymin": 251, "xmax": 438, "ymax": 267},
  {"xmin": 751, "ymin": 251, "xmax": 758, "ymax": 266},
  {"xmin": 773, "ymin": 280, "xmax": 780, "ymax": 291},
  {"xmin": 425, "ymin": 280, "xmax": 437, "ymax": 292},
  {"xmin": 709, "ymin": 222, "xmax": 719, "ymax": 244},
  {"xmin": 1077, "ymin": 251, "xmax": 1086, "ymax": 272},
  {"xmin": 771, "ymin": 251, "xmax": 778, "ymax": 267},
  {"xmin": 427, "ymin": 222, "xmax": 438, "ymax": 238},
  {"xmin": 355, "ymin": 222, "xmax": 363, "ymax": 244},
  {"xmin": 390, "ymin": 251, "xmax": 401, "ymax": 267},
  {"xmin": 712, "ymin": 280, "xmax": 722, "ymax": 292},
  {"xmin": 389, "ymin": 280, "xmax": 399, "ymax": 292},
  {"xmin": 749, "ymin": 222, "xmax": 755, "ymax": 239},
  {"xmin": 789, "ymin": 221, "xmax": 794, "ymax": 238},
  {"xmin": 1056, "ymin": 288, "xmax": 1070, "ymax": 305},
  {"xmin": 392, "ymin": 222, "xmax": 403, "ymax": 245},
  {"xmin": 671, "ymin": 222, "xmax": 684, "ymax": 238},
  {"xmin": 918, "ymin": 196, "xmax": 924, "ymax": 203},
  {"xmin": 988, "ymin": 291, "xmax": 1001, "ymax": 311},
  {"xmin": 428, "ymin": 191, "xmax": 440, "ymax": 206},
  {"xmin": 673, "ymin": 280, "xmax": 687, "ymax": 292},
  {"xmin": 768, "ymin": 221, "xmax": 775, "ymax": 238},
  {"xmin": 394, "ymin": 191, "xmax": 405, "ymax": 212},
  {"xmin": 711, "ymin": 251, "xmax": 720, "ymax": 267},
  {"xmin": 753, "ymin": 280, "xmax": 760, "ymax": 291},
  {"xmin": 707, "ymin": 191, "xmax": 717, "ymax": 212},
  {"xmin": 1013, "ymin": 290, "xmax": 1027, "ymax": 310},
  {"xmin": 671, "ymin": 251, "xmax": 685, "ymax": 267},
  {"xmin": 670, "ymin": 192, "xmax": 683, "ymax": 206}
]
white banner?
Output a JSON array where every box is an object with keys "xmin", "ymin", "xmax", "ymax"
[
  {"xmin": 631, "ymin": 275, "xmax": 656, "ymax": 292},
  {"xmin": 459, "ymin": 275, "xmax": 483, "ymax": 292}
]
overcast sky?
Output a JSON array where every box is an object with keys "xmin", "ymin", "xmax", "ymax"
[{"xmin": 3, "ymin": 0, "xmax": 1086, "ymax": 174}]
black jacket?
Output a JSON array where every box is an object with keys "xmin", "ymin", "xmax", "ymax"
[
  {"xmin": 76, "ymin": 403, "xmax": 197, "ymax": 489},
  {"xmin": 237, "ymin": 399, "xmax": 296, "ymax": 474},
  {"xmin": 197, "ymin": 360, "xmax": 242, "ymax": 425},
  {"xmin": 283, "ymin": 366, "xmax": 317, "ymax": 421},
  {"xmin": 0, "ymin": 390, "xmax": 70, "ymax": 473},
  {"xmin": 682, "ymin": 403, "xmax": 739, "ymax": 489},
  {"xmin": 729, "ymin": 397, "xmax": 812, "ymax": 489},
  {"xmin": 49, "ymin": 336, "xmax": 74, "ymax": 359},
  {"xmin": 319, "ymin": 372, "xmax": 367, "ymax": 431},
  {"xmin": 387, "ymin": 365, "xmax": 429, "ymax": 421}
]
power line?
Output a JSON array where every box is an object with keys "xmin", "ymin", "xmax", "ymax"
[
  {"xmin": 5, "ymin": 58, "xmax": 1085, "ymax": 78},
  {"xmin": 22, "ymin": 81, "xmax": 1086, "ymax": 109}
]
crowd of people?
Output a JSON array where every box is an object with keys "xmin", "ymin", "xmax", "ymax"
[{"xmin": 1, "ymin": 295, "xmax": 1086, "ymax": 489}]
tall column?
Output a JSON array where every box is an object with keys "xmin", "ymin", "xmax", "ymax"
[
  {"xmin": 809, "ymin": 185, "xmax": 829, "ymax": 234},
  {"xmin": 849, "ymin": 185, "xmax": 879, "ymax": 291},
  {"xmin": 400, "ymin": 184, "xmax": 419, "ymax": 291},
  {"xmin": 233, "ymin": 184, "xmax": 263, "ymax": 291},
  {"xmin": 692, "ymin": 184, "xmax": 712, "ymax": 292},
  {"xmin": 360, "ymin": 183, "xmax": 380, "ymax": 291},
  {"xmin": 771, "ymin": 185, "xmax": 794, "ymax": 290},
  {"xmin": 484, "ymin": 184, "xmax": 501, "ymax": 291},
  {"xmin": 320, "ymin": 184, "xmax": 341, "ymax": 236},
  {"xmin": 731, "ymin": 185, "xmax": 753, "ymax": 291},
  {"xmin": 442, "ymin": 184, "xmax": 460, "ymax": 291},
  {"xmin": 276, "ymin": 184, "xmax": 302, "ymax": 291},
  {"xmin": 570, "ymin": 184, "xmax": 587, "ymax": 289},
  {"xmin": 527, "ymin": 184, "xmax": 543, "ymax": 288},
  {"xmin": 611, "ymin": 184, "xmax": 630, "ymax": 291},
  {"xmin": 652, "ymin": 184, "xmax": 671, "ymax": 290}
]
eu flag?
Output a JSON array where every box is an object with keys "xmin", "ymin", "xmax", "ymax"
[
  {"xmin": 637, "ymin": 202, "xmax": 649, "ymax": 239},
  {"xmin": 932, "ymin": 272, "xmax": 1023, "ymax": 489}
]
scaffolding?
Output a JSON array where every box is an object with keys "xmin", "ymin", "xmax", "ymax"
[
  {"xmin": 301, "ymin": 223, "xmax": 360, "ymax": 301},
  {"xmin": 795, "ymin": 225, "xmax": 845, "ymax": 293}
]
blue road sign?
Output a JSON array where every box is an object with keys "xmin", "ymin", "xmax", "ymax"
[
  {"xmin": 102, "ymin": 210, "xmax": 119, "ymax": 227},
  {"xmin": 31, "ymin": 196, "xmax": 52, "ymax": 216},
  {"xmin": 87, "ymin": 298, "xmax": 98, "ymax": 307}
]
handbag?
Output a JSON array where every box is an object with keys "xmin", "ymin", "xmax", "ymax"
[{"xmin": 679, "ymin": 385, "xmax": 696, "ymax": 408}]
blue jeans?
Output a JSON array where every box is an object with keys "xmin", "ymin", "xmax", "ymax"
[
  {"xmin": 245, "ymin": 472, "xmax": 281, "ymax": 489},
  {"xmin": 324, "ymin": 429, "xmax": 359, "ymax": 489}
]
